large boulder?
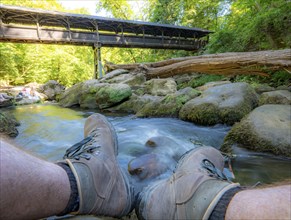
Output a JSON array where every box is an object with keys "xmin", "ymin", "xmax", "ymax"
[
  {"xmin": 79, "ymin": 80, "xmax": 107, "ymax": 109},
  {"xmin": 136, "ymin": 87, "xmax": 200, "ymax": 117},
  {"xmin": 221, "ymin": 105, "xmax": 291, "ymax": 157},
  {"xmin": 179, "ymin": 82, "xmax": 258, "ymax": 125},
  {"xmin": 96, "ymin": 83, "xmax": 132, "ymax": 109},
  {"xmin": 144, "ymin": 78, "xmax": 177, "ymax": 96},
  {"xmin": 59, "ymin": 82, "xmax": 83, "ymax": 107},
  {"xmin": 0, "ymin": 112, "xmax": 20, "ymax": 137},
  {"xmin": 39, "ymin": 80, "xmax": 65, "ymax": 101},
  {"xmin": 259, "ymin": 90, "xmax": 291, "ymax": 105}
]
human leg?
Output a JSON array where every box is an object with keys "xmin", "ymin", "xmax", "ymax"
[
  {"xmin": 136, "ymin": 146, "xmax": 291, "ymax": 220},
  {"xmin": 0, "ymin": 113, "xmax": 134, "ymax": 220},
  {"xmin": 0, "ymin": 140, "xmax": 70, "ymax": 220},
  {"xmin": 225, "ymin": 184, "xmax": 291, "ymax": 220}
]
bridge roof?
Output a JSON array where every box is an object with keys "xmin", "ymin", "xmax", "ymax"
[{"xmin": 0, "ymin": 4, "xmax": 212, "ymax": 39}]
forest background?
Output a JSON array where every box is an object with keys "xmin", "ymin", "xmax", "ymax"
[{"xmin": 0, "ymin": 0, "xmax": 290, "ymax": 87}]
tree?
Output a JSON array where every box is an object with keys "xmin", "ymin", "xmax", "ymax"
[{"xmin": 206, "ymin": 0, "xmax": 291, "ymax": 53}]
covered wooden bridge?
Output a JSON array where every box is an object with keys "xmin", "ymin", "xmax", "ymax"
[{"xmin": 0, "ymin": 4, "xmax": 212, "ymax": 77}]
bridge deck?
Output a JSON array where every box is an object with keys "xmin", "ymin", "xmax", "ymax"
[{"xmin": 0, "ymin": 4, "xmax": 212, "ymax": 50}]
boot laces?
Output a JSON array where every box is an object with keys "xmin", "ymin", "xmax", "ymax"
[
  {"xmin": 201, "ymin": 159, "xmax": 230, "ymax": 181},
  {"xmin": 63, "ymin": 136, "xmax": 100, "ymax": 160}
]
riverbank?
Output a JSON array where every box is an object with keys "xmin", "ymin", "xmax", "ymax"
[{"xmin": 1, "ymin": 68, "xmax": 290, "ymax": 158}]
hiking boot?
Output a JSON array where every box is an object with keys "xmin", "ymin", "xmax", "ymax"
[
  {"xmin": 60, "ymin": 113, "xmax": 134, "ymax": 217},
  {"xmin": 136, "ymin": 146, "xmax": 240, "ymax": 220}
]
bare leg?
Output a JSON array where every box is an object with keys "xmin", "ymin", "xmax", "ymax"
[
  {"xmin": 226, "ymin": 184, "xmax": 291, "ymax": 220},
  {"xmin": 0, "ymin": 140, "xmax": 70, "ymax": 220}
]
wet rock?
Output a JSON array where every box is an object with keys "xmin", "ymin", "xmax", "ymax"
[
  {"xmin": 222, "ymin": 104, "xmax": 291, "ymax": 157},
  {"xmin": 128, "ymin": 153, "xmax": 176, "ymax": 180},
  {"xmin": 259, "ymin": 90, "xmax": 291, "ymax": 105},
  {"xmin": 136, "ymin": 87, "xmax": 200, "ymax": 117},
  {"xmin": 145, "ymin": 136, "xmax": 187, "ymax": 161},
  {"xmin": 59, "ymin": 82, "xmax": 83, "ymax": 107},
  {"xmin": 144, "ymin": 78, "xmax": 177, "ymax": 96},
  {"xmin": 0, "ymin": 112, "xmax": 20, "ymax": 137},
  {"xmin": 179, "ymin": 82, "xmax": 258, "ymax": 125},
  {"xmin": 96, "ymin": 83, "xmax": 132, "ymax": 109},
  {"xmin": 39, "ymin": 80, "xmax": 65, "ymax": 101}
]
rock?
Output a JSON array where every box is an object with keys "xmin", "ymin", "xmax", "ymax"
[
  {"xmin": 16, "ymin": 96, "xmax": 40, "ymax": 105},
  {"xmin": 79, "ymin": 80, "xmax": 107, "ymax": 109},
  {"xmin": 136, "ymin": 87, "xmax": 200, "ymax": 117},
  {"xmin": 179, "ymin": 82, "xmax": 258, "ymax": 125},
  {"xmin": 144, "ymin": 78, "xmax": 177, "ymax": 96},
  {"xmin": 0, "ymin": 112, "xmax": 20, "ymax": 137},
  {"xmin": 259, "ymin": 90, "xmax": 291, "ymax": 105},
  {"xmin": 99, "ymin": 69, "xmax": 129, "ymax": 82},
  {"xmin": 174, "ymin": 73, "xmax": 200, "ymax": 88},
  {"xmin": 96, "ymin": 83, "xmax": 132, "ymax": 109},
  {"xmin": 107, "ymin": 73, "xmax": 146, "ymax": 87},
  {"xmin": 222, "ymin": 105, "xmax": 291, "ymax": 157},
  {"xmin": 59, "ymin": 82, "xmax": 83, "ymax": 107},
  {"xmin": 195, "ymin": 81, "xmax": 231, "ymax": 91},
  {"xmin": 110, "ymin": 94, "xmax": 161, "ymax": 113},
  {"xmin": 145, "ymin": 136, "xmax": 187, "ymax": 161},
  {"xmin": 128, "ymin": 153, "xmax": 176, "ymax": 180},
  {"xmin": 276, "ymin": 85, "xmax": 291, "ymax": 92},
  {"xmin": 39, "ymin": 80, "xmax": 65, "ymax": 101},
  {"xmin": 0, "ymin": 93, "xmax": 14, "ymax": 107},
  {"xmin": 253, "ymin": 84, "xmax": 275, "ymax": 94}
]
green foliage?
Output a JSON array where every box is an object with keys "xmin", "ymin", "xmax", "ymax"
[
  {"xmin": 233, "ymin": 70, "xmax": 290, "ymax": 88},
  {"xmin": 206, "ymin": 0, "xmax": 291, "ymax": 53},
  {"xmin": 0, "ymin": 0, "xmax": 290, "ymax": 88},
  {"xmin": 188, "ymin": 74, "xmax": 224, "ymax": 88}
]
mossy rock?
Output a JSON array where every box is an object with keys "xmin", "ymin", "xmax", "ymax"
[
  {"xmin": 59, "ymin": 82, "xmax": 83, "ymax": 107},
  {"xmin": 0, "ymin": 112, "xmax": 20, "ymax": 137},
  {"xmin": 259, "ymin": 90, "xmax": 291, "ymax": 105},
  {"xmin": 144, "ymin": 78, "xmax": 177, "ymax": 96},
  {"xmin": 111, "ymin": 94, "xmax": 160, "ymax": 113},
  {"xmin": 136, "ymin": 87, "xmax": 200, "ymax": 117},
  {"xmin": 96, "ymin": 83, "xmax": 132, "ymax": 109},
  {"xmin": 179, "ymin": 82, "xmax": 258, "ymax": 125},
  {"xmin": 79, "ymin": 80, "xmax": 108, "ymax": 109},
  {"xmin": 221, "ymin": 104, "xmax": 291, "ymax": 157}
]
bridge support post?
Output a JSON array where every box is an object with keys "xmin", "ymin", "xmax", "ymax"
[{"xmin": 93, "ymin": 43, "xmax": 103, "ymax": 79}]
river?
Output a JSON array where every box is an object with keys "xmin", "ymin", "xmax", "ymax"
[{"xmin": 2, "ymin": 104, "xmax": 290, "ymax": 188}]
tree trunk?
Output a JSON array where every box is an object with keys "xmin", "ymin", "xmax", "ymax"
[{"xmin": 105, "ymin": 49, "xmax": 291, "ymax": 79}]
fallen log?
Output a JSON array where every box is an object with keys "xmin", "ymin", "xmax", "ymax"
[{"xmin": 105, "ymin": 49, "xmax": 291, "ymax": 79}]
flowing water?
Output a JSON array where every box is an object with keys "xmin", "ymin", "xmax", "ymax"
[{"xmin": 2, "ymin": 104, "xmax": 291, "ymax": 188}]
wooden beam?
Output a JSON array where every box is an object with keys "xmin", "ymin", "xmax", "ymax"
[{"xmin": 0, "ymin": 24, "xmax": 206, "ymax": 51}]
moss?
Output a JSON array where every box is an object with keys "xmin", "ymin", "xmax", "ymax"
[
  {"xmin": 180, "ymin": 102, "xmax": 221, "ymax": 125},
  {"xmin": 189, "ymin": 74, "xmax": 224, "ymax": 88},
  {"xmin": 222, "ymin": 118, "xmax": 291, "ymax": 157}
]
